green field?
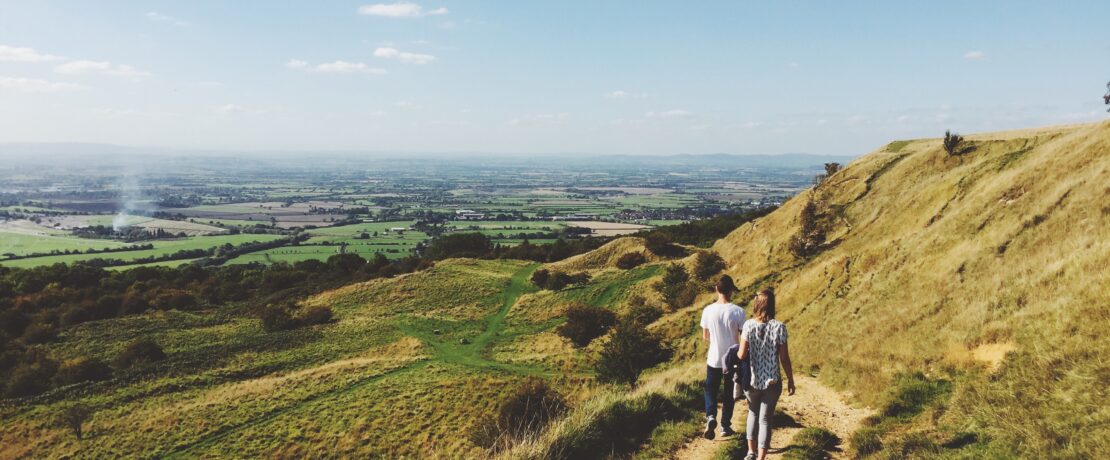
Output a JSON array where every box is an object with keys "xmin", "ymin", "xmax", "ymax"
[
  {"xmin": 0, "ymin": 230, "xmax": 125, "ymax": 258},
  {"xmin": 0, "ymin": 234, "xmax": 285, "ymax": 268}
]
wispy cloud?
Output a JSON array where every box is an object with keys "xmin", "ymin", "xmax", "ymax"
[
  {"xmin": 645, "ymin": 109, "xmax": 693, "ymax": 119},
  {"xmin": 0, "ymin": 44, "xmax": 63, "ymax": 62},
  {"xmin": 373, "ymin": 47, "xmax": 435, "ymax": 64},
  {"xmin": 358, "ymin": 2, "xmax": 448, "ymax": 18},
  {"xmin": 606, "ymin": 90, "xmax": 647, "ymax": 99},
  {"xmin": 55, "ymin": 60, "xmax": 151, "ymax": 79},
  {"xmin": 286, "ymin": 59, "xmax": 386, "ymax": 75},
  {"xmin": 963, "ymin": 50, "xmax": 986, "ymax": 60},
  {"xmin": 0, "ymin": 76, "xmax": 83, "ymax": 93},
  {"xmin": 216, "ymin": 104, "xmax": 265, "ymax": 115},
  {"xmin": 146, "ymin": 11, "xmax": 188, "ymax": 27}
]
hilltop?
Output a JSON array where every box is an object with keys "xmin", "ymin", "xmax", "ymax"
[{"xmin": 504, "ymin": 121, "xmax": 1109, "ymax": 459}]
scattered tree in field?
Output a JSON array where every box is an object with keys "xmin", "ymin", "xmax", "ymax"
[
  {"xmin": 653, "ymin": 263, "xmax": 693, "ymax": 311},
  {"xmin": 557, "ymin": 303, "xmax": 618, "ymax": 347},
  {"xmin": 471, "ymin": 378, "xmax": 569, "ymax": 452},
  {"xmin": 824, "ymin": 162, "xmax": 842, "ymax": 177},
  {"xmin": 113, "ymin": 338, "xmax": 166, "ymax": 370},
  {"xmin": 595, "ymin": 320, "xmax": 672, "ymax": 386},
  {"xmin": 260, "ymin": 303, "xmax": 298, "ymax": 332},
  {"xmin": 943, "ymin": 130, "xmax": 975, "ymax": 156},
  {"xmin": 426, "ymin": 232, "xmax": 493, "ymax": 259},
  {"xmin": 622, "ymin": 299, "xmax": 663, "ymax": 328},
  {"xmin": 692, "ymin": 251, "xmax": 726, "ymax": 281},
  {"xmin": 532, "ymin": 270, "xmax": 590, "ymax": 291},
  {"xmin": 299, "ymin": 305, "xmax": 334, "ymax": 326},
  {"xmin": 58, "ymin": 404, "xmax": 92, "ymax": 440},
  {"xmin": 615, "ymin": 251, "xmax": 647, "ymax": 269},
  {"xmin": 788, "ymin": 199, "xmax": 826, "ymax": 259},
  {"xmin": 530, "ymin": 268, "xmax": 550, "ymax": 288}
]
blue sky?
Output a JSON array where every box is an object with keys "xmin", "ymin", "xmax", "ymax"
[{"xmin": 0, "ymin": 1, "xmax": 1107, "ymax": 155}]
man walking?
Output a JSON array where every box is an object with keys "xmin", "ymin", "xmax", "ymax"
[{"xmin": 700, "ymin": 275, "xmax": 745, "ymax": 440}]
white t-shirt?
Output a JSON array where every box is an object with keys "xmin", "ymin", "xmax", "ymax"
[{"xmin": 700, "ymin": 302, "xmax": 745, "ymax": 368}]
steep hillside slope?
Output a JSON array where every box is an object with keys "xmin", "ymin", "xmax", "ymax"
[{"xmin": 712, "ymin": 122, "xmax": 1109, "ymax": 456}]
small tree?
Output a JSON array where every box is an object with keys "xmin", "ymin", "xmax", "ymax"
[
  {"xmin": 556, "ymin": 303, "xmax": 618, "ymax": 347},
  {"xmin": 530, "ymin": 269, "xmax": 550, "ymax": 288},
  {"xmin": 789, "ymin": 199, "xmax": 826, "ymax": 259},
  {"xmin": 260, "ymin": 303, "xmax": 298, "ymax": 332},
  {"xmin": 653, "ymin": 263, "xmax": 692, "ymax": 311},
  {"xmin": 943, "ymin": 130, "xmax": 972, "ymax": 156},
  {"xmin": 59, "ymin": 405, "xmax": 92, "ymax": 440},
  {"xmin": 692, "ymin": 251, "xmax": 726, "ymax": 281},
  {"xmin": 824, "ymin": 162, "xmax": 842, "ymax": 177},
  {"xmin": 595, "ymin": 321, "xmax": 673, "ymax": 387}
]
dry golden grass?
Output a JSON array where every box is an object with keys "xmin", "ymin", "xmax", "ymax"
[
  {"xmin": 708, "ymin": 121, "xmax": 1110, "ymax": 456},
  {"xmin": 545, "ymin": 237, "xmax": 662, "ymax": 272}
]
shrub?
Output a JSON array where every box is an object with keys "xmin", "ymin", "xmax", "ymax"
[
  {"xmin": 4, "ymin": 356, "xmax": 59, "ymax": 398},
  {"xmin": 541, "ymin": 271, "xmax": 590, "ymax": 291},
  {"xmin": 472, "ymin": 378, "xmax": 569, "ymax": 451},
  {"xmin": 692, "ymin": 251, "xmax": 726, "ymax": 281},
  {"xmin": 556, "ymin": 303, "xmax": 618, "ymax": 347},
  {"xmin": 113, "ymin": 338, "xmax": 166, "ymax": 370},
  {"xmin": 892, "ymin": 432, "xmax": 938, "ymax": 457},
  {"xmin": 789, "ymin": 199, "xmax": 826, "ymax": 259},
  {"xmin": 615, "ymin": 252, "xmax": 647, "ymax": 269},
  {"xmin": 20, "ymin": 323, "xmax": 58, "ymax": 345},
  {"xmin": 880, "ymin": 372, "xmax": 951, "ymax": 419},
  {"xmin": 653, "ymin": 263, "xmax": 691, "ymax": 311},
  {"xmin": 530, "ymin": 269, "xmax": 550, "ymax": 288},
  {"xmin": 260, "ymin": 304, "xmax": 299, "ymax": 332},
  {"xmin": 643, "ymin": 233, "xmax": 685, "ymax": 258},
  {"xmin": 57, "ymin": 404, "xmax": 92, "ymax": 439},
  {"xmin": 943, "ymin": 130, "xmax": 964, "ymax": 156},
  {"xmin": 426, "ymin": 232, "xmax": 492, "ymax": 259},
  {"xmin": 622, "ymin": 303, "xmax": 663, "ymax": 328},
  {"xmin": 53, "ymin": 357, "xmax": 112, "ymax": 386},
  {"xmin": 0, "ymin": 310, "xmax": 30, "ymax": 337},
  {"xmin": 851, "ymin": 427, "xmax": 883, "ymax": 457},
  {"xmin": 824, "ymin": 162, "xmax": 842, "ymax": 177},
  {"xmin": 595, "ymin": 321, "xmax": 673, "ymax": 386},
  {"xmin": 299, "ymin": 305, "xmax": 334, "ymax": 326}
]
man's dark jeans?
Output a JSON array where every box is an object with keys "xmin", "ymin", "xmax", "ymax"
[{"xmin": 704, "ymin": 365, "xmax": 734, "ymax": 427}]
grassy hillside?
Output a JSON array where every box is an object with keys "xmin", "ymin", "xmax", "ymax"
[
  {"xmin": 0, "ymin": 256, "xmax": 669, "ymax": 458},
  {"xmin": 707, "ymin": 122, "xmax": 1109, "ymax": 457}
]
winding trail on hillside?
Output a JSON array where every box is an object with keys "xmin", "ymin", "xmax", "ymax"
[
  {"xmin": 674, "ymin": 375, "xmax": 870, "ymax": 460},
  {"xmin": 165, "ymin": 264, "xmax": 543, "ymax": 458}
]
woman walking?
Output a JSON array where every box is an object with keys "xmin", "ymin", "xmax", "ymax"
[{"xmin": 738, "ymin": 288, "xmax": 795, "ymax": 460}]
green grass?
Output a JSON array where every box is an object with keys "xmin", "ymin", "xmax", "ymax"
[
  {"xmin": 0, "ymin": 229, "xmax": 125, "ymax": 257},
  {"xmin": 0, "ymin": 234, "xmax": 285, "ymax": 268}
]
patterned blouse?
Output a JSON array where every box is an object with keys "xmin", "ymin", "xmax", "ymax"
[{"xmin": 741, "ymin": 319, "xmax": 788, "ymax": 390}]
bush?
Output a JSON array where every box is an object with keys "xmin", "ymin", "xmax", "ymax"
[
  {"xmin": 426, "ymin": 233, "xmax": 492, "ymax": 260},
  {"xmin": 880, "ymin": 372, "xmax": 951, "ymax": 419},
  {"xmin": 692, "ymin": 251, "xmax": 727, "ymax": 281},
  {"xmin": 615, "ymin": 252, "xmax": 647, "ymax": 269},
  {"xmin": 299, "ymin": 305, "xmax": 334, "ymax": 326},
  {"xmin": 789, "ymin": 199, "xmax": 826, "ymax": 259},
  {"xmin": 791, "ymin": 427, "xmax": 840, "ymax": 456},
  {"xmin": 472, "ymin": 378, "xmax": 569, "ymax": 451},
  {"xmin": 891, "ymin": 432, "xmax": 938, "ymax": 457},
  {"xmin": 113, "ymin": 339, "xmax": 166, "ymax": 370},
  {"xmin": 851, "ymin": 427, "xmax": 883, "ymax": 457},
  {"xmin": 20, "ymin": 323, "xmax": 58, "ymax": 345},
  {"xmin": 53, "ymin": 357, "xmax": 112, "ymax": 386},
  {"xmin": 643, "ymin": 234, "xmax": 685, "ymax": 258},
  {"xmin": 653, "ymin": 264, "xmax": 695, "ymax": 311},
  {"xmin": 260, "ymin": 304, "xmax": 298, "ymax": 332},
  {"xmin": 0, "ymin": 310, "xmax": 30, "ymax": 337},
  {"xmin": 530, "ymin": 269, "xmax": 550, "ymax": 288},
  {"xmin": 943, "ymin": 130, "xmax": 964, "ymax": 156},
  {"xmin": 595, "ymin": 321, "xmax": 673, "ymax": 386},
  {"xmin": 4, "ymin": 357, "xmax": 58, "ymax": 398},
  {"xmin": 540, "ymin": 271, "xmax": 590, "ymax": 291},
  {"xmin": 556, "ymin": 303, "xmax": 618, "ymax": 347},
  {"xmin": 622, "ymin": 303, "xmax": 663, "ymax": 328}
]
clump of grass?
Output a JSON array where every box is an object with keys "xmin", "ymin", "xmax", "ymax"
[
  {"xmin": 793, "ymin": 427, "xmax": 840, "ymax": 451},
  {"xmin": 713, "ymin": 435, "xmax": 749, "ymax": 460},
  {"xmin": 879, "ymin": 372, "xmax": 950, "ymax": 420},
  {"xmin": 851, "ymin": 427, "xmax": 883, "ymax": 457},
  {"xmin": 633, "ymin": 420, "xmax": 699, "ymax": 460}
]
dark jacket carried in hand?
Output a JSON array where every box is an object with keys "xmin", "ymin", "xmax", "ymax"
[{"xmin": 722, "ymin": 344, "xmax": 751, "ymax": 392}]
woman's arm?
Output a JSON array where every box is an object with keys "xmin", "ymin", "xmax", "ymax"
[
  {"xmin": 779, "ymin": 342, "xmax": 795, "ymax": 395},
  {"xmin": 738, "ymin": 339, "xmax": 749, "ymax": 360}
]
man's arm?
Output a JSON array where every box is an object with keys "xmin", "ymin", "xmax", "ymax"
[{"xmin": 702, "ymin": 328, "xmax": 711, "ymax": 341}]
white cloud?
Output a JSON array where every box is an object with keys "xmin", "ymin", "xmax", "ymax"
[
  {"xmin": 963, "ymin": 51, "xmax": 986, "ymax": 60},
  {"xmin": 0, "ymin": 45, "xmax": 63, "ymax": 62},
  {"xmin": 146, "ymin": 11, "xmax": 188, "ymax": 26},
  {"xmin": 373, "ymin": 47, "xmax": 435, "ymax": 64},
  {"xmin": 606, "ymin": 90, "xmax": 647, "ymax": 99},
  {"xmin": 358, "ymin": 2, "xmax": 448, "ymax": 18},
  {"xmin": 55, "ymin": 60, "xmax": 151, "ymax": 79},
  {"xmin": 645, "ymin": 109, "xmax": 693, "ymax": 119},
  {"xmin": 216, "ymin": 104, "xmax": 264, "ymax": 115},
  {"xmin": 287, "ymin": 59, "xmax": 386, "ymax": 75},
  {"xmin": 0, "ymin": 76, "xmax": 83, "ymax": 93}
]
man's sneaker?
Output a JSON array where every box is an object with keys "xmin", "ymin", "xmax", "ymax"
[
  {"xmin": 720, "ymin": 427, "xmax": 737, "ymax": 438},
  {"xmin": 703, "ymin": 417, "xmax": 717, "ymax": 440}
]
